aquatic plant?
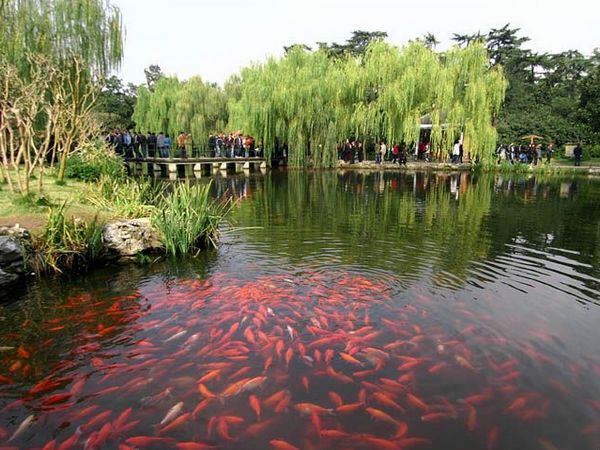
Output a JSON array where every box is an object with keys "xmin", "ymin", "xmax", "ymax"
[
  {"xmin": 30, "ymin": 203, "xmax": 105, "ymax": 274},
  {"xmin": 152, "ymin": 182, "xmax": 228, "ymax": 256}
]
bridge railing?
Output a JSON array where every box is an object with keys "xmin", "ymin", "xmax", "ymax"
[{"xmin": 124, "ymin": 145, "xmax": 265, "ymax": 159}]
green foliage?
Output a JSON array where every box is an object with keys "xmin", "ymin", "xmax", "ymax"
[
  {"xmin": 133, "ymin": 76, "xmax": 227, "ymax": 141},
  {"xmin": 152, "ymin": 182, "xmax": 228, "ymax": 256},
  {"xmin": 81, "ymin": 175, "xmax": 162, "ymax": 219},
  {"xmin": 95, "ymin": 76, "xmax": 137, "ymax": 131},
  {"xmin": 30, "ymin": 203, "xmax": 105, "ymax": 274},
  {"xmin": 314, "ymin": 30, "xmax": 389, "ymax": 58},
  {"xmin": 229, "ymin": 40, "xmax": 506, "ymax": 167},
  {"xmin": 0, "ymin": 0, "xmax": 124, "ymax": 78},
  {"xmin": 144, "ymin": 64, "xmax": 165, "ymax": 91},
  {"xmin": 65, "ymin": 142, "xmax": 125, "ymax": 182},
  {"xmin": 462, "ymin": 24, "xmax": 600, "ymax": 147}
]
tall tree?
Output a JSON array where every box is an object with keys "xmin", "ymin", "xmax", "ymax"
[
  {"xmin": 0, "ymin": 0, "xmax": 123, "ymax": 77},
  {"xmin": 422, "ymin": 33, "xmax": 440, "ymax": 50},
  {"xmin": 144, "ymin": 65, "xmax": 165, "ymax": 91},
  {"xmin": 229, "ymin": 41, "xmax": 506, "ymax": 167},
  {"xmin": 0, "ymin": 0, "xmax": 125, "ymax": 184},
  {"xmin": 95, "ymin": 76, "xmax": 137, "ymax": 131}
]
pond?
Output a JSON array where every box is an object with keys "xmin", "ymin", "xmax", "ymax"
[{"xmin": 1, "ymin": 171, "xmax": 600, "ymax": 450}]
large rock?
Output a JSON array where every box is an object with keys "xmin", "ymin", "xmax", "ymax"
[
  {"xmin": 0, "ymin": 232, "xmax": 27, "ymax": 289},
  {"xmin": 103, "ymin": 218, "xmax": 162, "ymax": 257}
]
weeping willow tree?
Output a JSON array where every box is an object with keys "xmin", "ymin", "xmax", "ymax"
[
  {"xmin": 133, "ymin": 77, "xmax": 228, "ymax": 143},
  {"xmin": 0, "ymin": 0, "xmax": 124, "ymax": 184},
  {"xmin": 228, "ymin": 41, "xmax": 507, "ymax": 167},
  {"xmin": 0, "ymin": 0, "xmax": 123, "ymax": 77}
]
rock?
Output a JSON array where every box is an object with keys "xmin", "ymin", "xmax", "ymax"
[
  {"xmin": 0, "ymin": 236, "xmax": 23, "ymax": 265},
  {"xmin": 0, "ymin": 235, "xmax": 27, "ymax": 289},
  {"xmin": 103, "ymin": 218, "xmax": 162, "ymax": 257},
  {"xmin": 0, "ymin": 267, "xmax": 19, "ymax": 286}
]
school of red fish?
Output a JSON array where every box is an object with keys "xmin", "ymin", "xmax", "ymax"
[{"xmin": 1, "ymin": 271, "xmax": 599, "ymax": 449}]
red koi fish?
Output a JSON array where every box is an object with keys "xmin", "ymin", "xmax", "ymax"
[
  {"xmin": 249, "ymin": 395, "xmax": 261, "ymax": 421},
  {"xmin": 372, "ymin": 392, "xmax": 405, "ymax": 413},
  {"xmin": 270, "ymin": 439, "xmax": 300, "ymax": 450},
  {"xmin": 406, "ymin": 393, "xmax": 429, "ymax": 411},
  {"xmin": 336, "ymin": 402, "xmax": 364, "ymax": 414},
  {"xmin": 294, "ymin": 403, "xmax": 334, "ymax": 415},
  {"xmin": 328, "ymin": 391, "xmax": 343, "ymax": 408},
  {"xmin": 487, "ymin": 426, "xmax": 499, "ymax": 450},
  {"xmin": 176, "ymin": 443, "xmax": 217, "ymax": 450},
  {"xmin": 504, "ymin": 397, "xmax": 527, "ymax": 414}
]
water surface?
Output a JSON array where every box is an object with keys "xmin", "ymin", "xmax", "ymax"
[{"xmin": 1, "ymin": 171, "xmax": 599, "ymax": 450}]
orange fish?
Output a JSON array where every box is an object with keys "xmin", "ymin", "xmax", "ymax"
[
  {"xmin": 198, "ymin": 383, "xmax": 216, "ymax": 399},
  {"xmin": 467, "ymin": 404, "xmax": 477, "ymax": 431},
  {"xmin": 487, "ymin": 426, "xmax": 499, "ymax": 450},
  {"xmin": 340, "ymin": 352, "xmax": 362, "ymax": 366},
  {"xmin": 198, "ymin": 370, "xmax": 220, "ymax": 384},
  {"xmin": 159, "ymin": 413, "xmax": 191, "ymax": 434},
  {"xmin": 336, "ymin": 402, "xmax": 364, "ymax": 414},
  {"xmin": 243, "ymin": 418, "xmax": 277, "ymax": 437},
  {"xmin": 294, "ymin": 403, "xmax": 333, "ymax": 416},
  {"xmin": 285, "ymin": 347, "xmax": 294, "ymax": 368},
  {"xmin": 504, "ymin": 397, "xmax": 526, "ymax": 414},
  {"xmin": 176, "ymin": 443, "xmax": 217, "ymax": 450},
  {"xmin": 310, "ymin": 411, "xmax": 321, "ymax": 434},
  {"xmin": 320, "ymin": 429, "xmax": 350, "ymax": 439},
  {"xmin": 275, "ymin": 340, "xmax": 285, "ymax": 359},
  {"xmin": 406, "ymin": 393, "xmax": 428, "ymax": 411},
  {"xmin": 264, "ymin": 390, "xmax": 289, "ymax": 408},
  {"xmin": 372, "ymin": 392, "xmax": 405, "ymax": 413},
  {"xmin": 301, "ymin": 375, "xmax": 309, "ymax": 392},
  {"xmin": 249, "ymin": 395, "xmax": 261, "ymax": 421},
  {"xmin": 328, "ymin": 391, "xmax": 343, "ymax": 408},
  {"xmin": 270, "ymin": 439, "xmax": 300, "ymax": 450}
]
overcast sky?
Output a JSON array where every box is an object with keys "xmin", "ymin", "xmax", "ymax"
[{"xmin": 112, "ymin": 0, "xmax": 600, "ymax": 86}]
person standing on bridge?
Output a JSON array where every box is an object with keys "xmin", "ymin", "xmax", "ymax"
[
  {"xmin": 157, "ymin": 132, "xmax": 166, "ymax": 158},
  {"xmin": 164, "ymin": 134, "xmax": 172, "ymax": 158},
  {"xmin": 178, "ymin": 131, "xmax": 187, "ymax": 158}
]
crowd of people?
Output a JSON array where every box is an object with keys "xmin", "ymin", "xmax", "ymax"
[
  {"xmin": 208, "ymin": 133, "xmax": 261, "ymax": 158},
  {"xmin": 105, "ymin": 130, "xmax": 585, "ymax": 167},
  {"xmin": 105, "ymin": 130, "xmax": 191, "ymax": 158},
  {"xmin": 105, "ymin": 130, "xmax": 263, "ymax": 159},
  {"xmin": 339, "ymin": 140, "xmax": 411, "ymax": 166},
  {"xmin": 496, "ymin": 142, "xmax": 558, "ymax": 165}
]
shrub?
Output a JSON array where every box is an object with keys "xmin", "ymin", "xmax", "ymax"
[
  {"xmin": 65, "ymin": 141, "xmax": 124, "ymax": 182},
  {"xmin": 152, "ymin": 182, "xmax": 228, "ymax": 256},
  {"xmin": 586, "ymin": 144, "xmax": 600, "ymax": 159}
]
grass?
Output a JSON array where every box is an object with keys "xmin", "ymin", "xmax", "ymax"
[
  {"xmin": 552, "ymin": 157, "xmax": 600, "ymax": 167},
  {"xmin": 29, "ymin": 203, "xmax": 105, "ymax": 274},
  {"xmin": 0, "ymin": 172, "xmax": 104, "ymax": 231},
  {"xmin": 152, "ymin": 182, "xmax": 229, "ymax": 256},
  {"xmin": 80, "ymin": 175, "xmax": 164, "ymax": 219}
]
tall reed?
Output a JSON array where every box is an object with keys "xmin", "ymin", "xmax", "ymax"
[{"xmin": 152, "ymin": 182, "xmax": 227, "ymax": 256}]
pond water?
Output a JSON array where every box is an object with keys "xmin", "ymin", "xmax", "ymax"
[{"xmin": 1, "ymin": 171, "xmax": 600, "ymax": 450}]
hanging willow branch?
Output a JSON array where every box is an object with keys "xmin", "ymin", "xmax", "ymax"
[
  {"xmin": 227, "ymin": 41, "xmax": 507, "ymax": 167},
  {"xmin": 133, "ymin": 77, "xmax": 228, "ymax": 143}
]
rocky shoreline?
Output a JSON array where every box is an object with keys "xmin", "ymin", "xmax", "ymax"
[{"xmin": 0, "ymin": 219, "xmax": 162, "ymax": 291}]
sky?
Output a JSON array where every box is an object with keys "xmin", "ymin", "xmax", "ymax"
[{"xmin": 112, "ymin": 0, "xmax": 600, "ymax": 86}]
